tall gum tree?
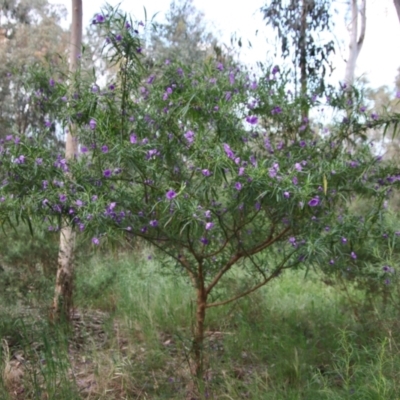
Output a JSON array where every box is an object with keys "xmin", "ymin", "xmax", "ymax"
[
  {"xmin": 52, "ymin": 0, "xmax": 82, "ymax": 321},
  {"xmin": 261, "ymin": 0, "xmax": 336, "ymax": 120},
  {"xmin": 394, "ymin": 0, "xmax": 400, "ymax": 23},
  {"xmin": 344, "ymin": 0, "xmax": 366, "ymax": 87}
]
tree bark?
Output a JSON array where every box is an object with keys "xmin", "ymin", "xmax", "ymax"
[
  {"xmin": 344, "ymin": 0, "xmax": 366, "ymax": 86},
  {"xmin": 299, "ymin": 0, "xmax": 309, "ymax": 120},
  {"xmin": 394, "ymin": 0, "xmax": 400, "ymax": 24},
  {"xmin": 52, "ymin": 0, "xmax": 82, "ymax": 321},
  {"xmin": 193, "ymin": 285, "xmax": 207, "ymax": 379}
]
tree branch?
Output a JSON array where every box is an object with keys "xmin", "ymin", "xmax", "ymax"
[
  {"xmin": 357, "ymin": 0, "xmax": 366, "ymax": 52},
  {"xmin": 206, "ymin": 250, "xmax": 297, "ymax": 309},
  {"xmin": 205, "ymin": 225, "xmax": 289, "ymax": 295}
]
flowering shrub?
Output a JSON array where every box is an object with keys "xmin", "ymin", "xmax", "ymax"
[{"xmin": 1, "ymin": 5, "xmax": 400, "ymax": 377}]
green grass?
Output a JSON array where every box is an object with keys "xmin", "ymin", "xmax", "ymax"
[{"xmin": 2, "ymin": 251, "xmax": 400, "ymax": 399}]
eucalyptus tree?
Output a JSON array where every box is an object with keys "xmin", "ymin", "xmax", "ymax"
[
  {"xmin": 51, "ymin": 0, "xmax": 82, "ymax": 321},
  {"xmin": 0, "ymin": 0, "xmax": 69, "ymax": 144},
  {"xmin": 344, "ymin": 0, "xmax": 366, "ymax": 87},
  {"xmin": 146, "ymin": 0, "xmax": 220, "ymax": 68},
  {"xmin": 261, "ymin": 0, "xmax": 336, "ymax": 119},
  {"xmin": 394, "ymin": 0, "xmax": 400, "ymax": 23}
]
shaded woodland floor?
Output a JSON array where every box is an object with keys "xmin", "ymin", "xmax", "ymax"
[{"xmin": 1, "ymin": 253, "xmax": 400, "ymax": 399}]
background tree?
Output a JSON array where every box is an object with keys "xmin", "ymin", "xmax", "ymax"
[
  {"xmin": 52, "ymin": 0, "xmax": 82, "ymax": 321},
  {"xmin": 344, "ymin": 0, "xmax": 366, "ymax": 87},
  {"xmin": 146, "ymin": 0, "xmax": 221, "ymax": 68},
  {"xmin": 394, "ymin": 0, "xmax": 400, "ymax": 23},
  {"xmin": 0, "ymin": 0, "xmax": 69, "ymax": 144},
  {"xmin": 261, "ymin": 0, "xmax": 336, "ymax": 118}
]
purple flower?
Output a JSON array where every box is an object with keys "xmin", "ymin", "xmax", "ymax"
[
  {"xmin": 294, "ymin": 163, "xmax": 302, "ymax": 172},
  {"xmin": 383, "ymin": 265, "xmax": 395, "ymax": 273},
  {"xmin": 35, "ymin": 158, "xmax": 43, "ymax": 165},
  {"xmin": 49, "ymin": 78, "xmax": 55, "ymax": 87},
  {"xmin": 329, "ymin": 259, "xmax": 335, "ymax": 265},
  {"xmin": 95, "ymin": 14, "xmax": 105, "ymax": 23},
  {"xmin": 101, "ymin": 145, "xmax": 108, "ymax": 153},
  {"xmin": 235, "ymin": 182, "xmax": 242, "ymax": 191},
  {"xmin": 130, "ymin": 134, "xmax": 137, "ymax": 144},
  {"xmin": 238, "ymin": 167, "xmax": 245, "ymax": 176},
  {"xmin": 200, "ymin": 237, "xmax": 209, "ymax": 245},
  {"xmin": 271, "ymin": 106, "xmax": 282, "ymax": 114},
  {"xmin": 79, "ymin": 224, "xmax": 85, "ymax": 232},
  {"xmin": 202, "ymin": 169, "xmax": 211, "ymax": 177},
  {"xmin": 115, "ymin": 34, "xmax": 122, "ymax": 41},
  {"xmin": 204, "ymin": 210, "xmax": 211, "ymax": 219},
  {"xmin": 59, "ymin": 194, "xmax": 67, "ymax": 202},
  {"xmin": 283, "ymin": 191, "xmax": 290, "ymax": 199},
  {"xmin": 147, "ymin": 75, "xmax": 155, "ymax": 84},
  {"xmin": 292, "ymin": 176, "xmax": 298, "ymax": 185},
  {"xmin": 217, "ymin": 62, "xmax": 224, "ymax": 71},
  {"xmin": 223, "ymin": 143, "xmax": 235, "ymax": 159},
  {"xmin": 103, "ymin": 169, "xmax": 112, "ymax": 178},
  {"xmin": 75, "ymin": 200, "xmax": 84, "ymax": 207},
  {"xmin": 92, "ymin": 237, "xmax": 100, "ymax": 245},
  {"xmin": 308, "ymin": 197, "xmax": 320, "ymax": 207},
  {"xmin": 371, "ymin": 113, "xmax": 379, "ymax": 120},
  {"xmin": 205, "ymin": 222, "xmax": 214, "ymax": 230},
  {"xmin": 396, "ymin": 91, "xmax": 400, "ymax": 99},
  {"xmin": 89, "ymin": 119, "xmax": 97, "ymax": 130},
  {"xmin": 81, "ymin": 146, "xmax": 88, "ymax": 153},
  {"xmin": 246, "ymin": 115, "xmax": 258, "ymax": 125},
  {"xmin": 350, "ymin": 251, "xmax": 357, "ymax": 259},
  {"xmin": 146, "ymin": 149, "xmax": 159, "ymax": 159},
  {"xmin": 166, "ymin": 190, "xmax": 177, "ymax": 200},
  {"xmin": 255, "ymin": 202, "xmax": 261, "ymax": 211},
  {"xmin": 341, "ymin": 237, "xmax": 347, "ymax": 244},
  {"xmin": 149, "ymin": 220, "xmax": 158, "ymax": 227},
  {"xmin": 184, "ymin": 130, "xmax": 195, "ymax": 145},
  {"xmin": 269, "ymin": 167, "xmax": 278, "ymax": 179}
]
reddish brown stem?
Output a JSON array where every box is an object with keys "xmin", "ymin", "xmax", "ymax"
[
  {"xmin": 206, "ymin": 226, "xmax": 290, "ymax": 295},
  {"xmin": 193, "ymin": 263, "xmax": 207, "ymax": 380}
]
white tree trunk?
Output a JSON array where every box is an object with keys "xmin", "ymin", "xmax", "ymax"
[
  {"xmin": 344, "ymin": 0, "xmax": 366, "ymax": 86},
  {"xmin": 52, "ymin": 0, "xmax": 82, "ymax": 321},
  {"xmin": 394, "ymin": 0, "xmax": 400, "ymax": 24}
]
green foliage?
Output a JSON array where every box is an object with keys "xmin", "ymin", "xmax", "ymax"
[
  {"xmin": 0, "ymin": 0, "xmax": 69, "ymax": 145},
  {"xmin": 147, "ymin": 0, "xmax": 220, "ymax": 68},
  {"xmin": 3, "ymin": 255, "xmax": 400, "ymax": 398},
  {"xmin": 1, "ymin": 5, "xmax": 400, "ymax": 307},
  {"xmin": 261, "ymin": 0, "xmax": 336, "ymax": 96}
]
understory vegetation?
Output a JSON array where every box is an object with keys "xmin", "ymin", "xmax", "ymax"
[{"xmin": 2, "ymin": 248, "xmax": 400, "ymax": 399}]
